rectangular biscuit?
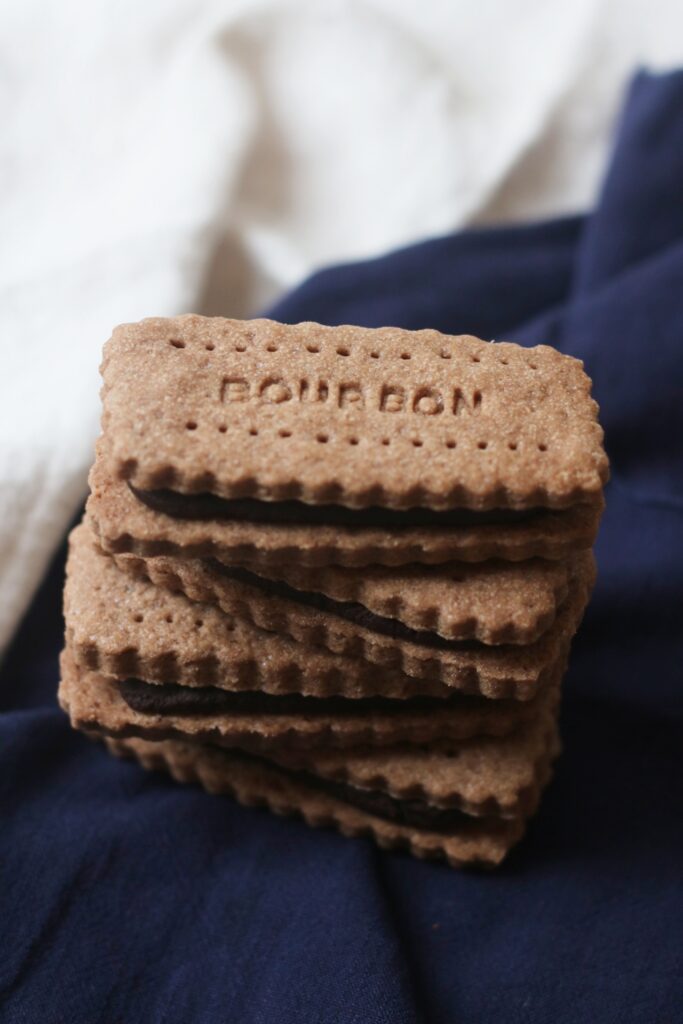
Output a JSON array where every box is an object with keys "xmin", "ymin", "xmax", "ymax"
[
  {"xmin": 80, "ymin": 502, "xmax": 580, "ymax": 645},
  {"xmin": 64, "ymin": 528, "xmax": 562, "ymax": 740},
  {"xmin": 262, "ymin": 710, "xmax": 559, "ymax": 820},
  {"xmin": 60, "ymin": 648, "xmax": 557, "ymax": 813},
  {"xmin": 103, "ymin": 732, "xmax": 558, "ymax": 868},
  {"xmin": 66, "ymin": 522, "xmax": 456, "ymax": 700},
  {"xmin": 113, "ymin": 542, "xmax": 595, "ymax": 698},
  {"xmin": 88, "ymin": 444, "xmax": 605, "ymax": 568},
  {"xmin": 100, "ymin": 315, "xmax": 608, "ymax": 511},
  {"xmin": 60, "ymin": 646, "xmax": 562, "ymax": 751},
  {"xmin": 211, "ymin": 554, "xmax": 573, "ymax": 646}
]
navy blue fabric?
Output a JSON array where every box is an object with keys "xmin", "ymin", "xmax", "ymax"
[{"xmin": 1, "ymin": 69, "xmax": 681, "ymax": 1024}]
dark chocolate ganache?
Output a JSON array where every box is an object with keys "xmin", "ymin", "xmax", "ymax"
[
  {"xmin": 117, "ymin": 678, "xmax": 480, "ymax": 718},
  {"xmin": 130, "ymin": 483, "xmax": 544, "ymax": 530}
]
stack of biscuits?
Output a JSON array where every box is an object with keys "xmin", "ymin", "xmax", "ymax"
[{"xmin": 60, "ymin": 316, "xmax": 608, "ymax": 868}]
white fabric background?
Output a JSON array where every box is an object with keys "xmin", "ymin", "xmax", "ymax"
[{"xmin": 1, "ymin": 0, "xmax": 681, "ymax": 654}]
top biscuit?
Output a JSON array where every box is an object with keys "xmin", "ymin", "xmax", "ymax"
[{"xmin": 100, "ymin": 316, "xmax": 608, "ymax": 511}]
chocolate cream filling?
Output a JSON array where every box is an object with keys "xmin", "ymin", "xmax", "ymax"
[
  {"xmin": 117, "ymin": 678, "xmax": 483, "ymax": 718},
  {"xmin": 130, "ymin": 483, "xmax": 546, "ymax": 530}
]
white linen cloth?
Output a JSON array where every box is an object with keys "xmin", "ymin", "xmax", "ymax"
[{"xmin": 1, "ymin": 0, "xmax": 681, "ymax": 654}]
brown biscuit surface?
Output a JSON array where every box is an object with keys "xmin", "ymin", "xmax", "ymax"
[
  {"xmin": 100, "ymin": 316, "xmax": 608, "ymax": 511},
  {"xmin": 88, "ymin": 446, "xmax": 604, "ymax": 568},
  {"xmin": 104, "ymin": 734, "xmax": 557, "ymax": 868},
  {"xmin": 60, "ymin": 647, "xmax": 561, "ymax": 751},
  {"xmin": 114, "ymin": 543, "xmax": 595, "ymax": 697},
  {"xmin": 215, "ymin": 555, "xmax": 573, "ymax": 645},
  {"xmin": 65, "ymin": 523, "xmax": 455, "ymax": 700}
]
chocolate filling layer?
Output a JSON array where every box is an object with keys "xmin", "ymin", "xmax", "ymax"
[
  {"xmin": 130, "ymin": 484, "xmax": 544, "ymax": 530},
  {"xmin": 219, "ymin": 746, "xmax": 477, "ymax": 834},
  {"xmin": 118, "ymin": 678, "xmax": 479, "ymax": 718},
  {"xmin": 210, "ymin": 562, "xmax": 484, "ymax": 651}
]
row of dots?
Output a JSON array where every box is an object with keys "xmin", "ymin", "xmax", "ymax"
[
  {"xmin": 184, "ymin": 419, "xmax": 548, "ymax": 451},
  {"xmin": 131, "ymin": 611, "xmax": 237, "ymax": 631},
  {"xmin": 169, "ymin": 337, "xmax": 538, "ymax": 369}
]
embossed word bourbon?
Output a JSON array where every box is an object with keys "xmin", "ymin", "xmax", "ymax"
[{"xmin": 220, "ymin": 377, "xmax": 483, "ymax": 416}]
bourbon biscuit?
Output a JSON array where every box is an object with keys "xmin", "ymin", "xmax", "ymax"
[
  {"xmin": 88, "ymin": 444, "xmax": 605, "ymax": 569},
  {"xmin": 103, "ymin": 732, "xmax": 558, "ymax": 868},
  {"xmin": 210, "ymin": 554, "xmax": 573, "ymax": 645},
  {"xmin": 261, "ymin": 708, "xmax": 559, "ymax": 819},
  {"xmin": 60, "ymin": 649, "xmax": 558, "ymax": 812},
  {"xmin": 60, "ymin": 647, "xmax": 562, "ymax": 751},
  {"xmin": 114, "ymin": 543, "xmax": 595, "ymax": 698},
  {"xmin": 100, "ymin": 315, "xmax": 608, "ymax": 511},
  {"xmin": 65, "ymin": 522, "xmax": 455, "ymax": 700}
]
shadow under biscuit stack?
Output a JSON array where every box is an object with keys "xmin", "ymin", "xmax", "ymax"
[{"xmin": 60, "ymin": 316, "xmax": 608, "ymax": 868}]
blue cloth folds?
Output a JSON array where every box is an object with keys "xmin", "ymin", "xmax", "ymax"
[{"xmin": 1, "ymin": 70, "xmax": 681, "ymax": 1024}]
